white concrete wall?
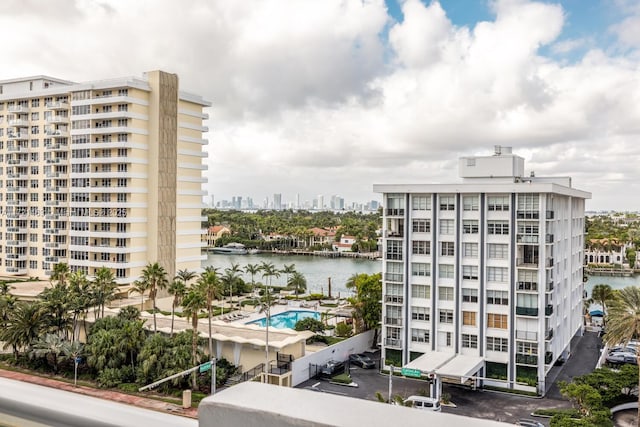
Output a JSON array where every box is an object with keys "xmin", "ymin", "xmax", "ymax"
[{"xmin": 291, "ymin": 330, "xmax": 374, "ymax": 386}]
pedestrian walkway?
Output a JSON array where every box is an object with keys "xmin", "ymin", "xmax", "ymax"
[{"xmin": 0, "ymin": 368, "xmax": 198, "ymax": 419}]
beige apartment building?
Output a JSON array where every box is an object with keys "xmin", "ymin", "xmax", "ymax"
[{"xmin": 0, "ymin": 71, "xmax": 209, "ymax": 284}]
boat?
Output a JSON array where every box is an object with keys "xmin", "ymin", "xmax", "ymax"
[
  {"xmin": 210, "ymin": 243, "xmax": 248, "ymax": 255},
  {"xmin": 247, "ymin": 248, "xmax": 260, "ymax": 255}
]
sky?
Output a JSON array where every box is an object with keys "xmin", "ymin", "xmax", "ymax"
[{"xmin": 1, "ymin": 0, "xmax": 640, "ymax": 210}]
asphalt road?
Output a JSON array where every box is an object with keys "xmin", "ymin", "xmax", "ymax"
[{"xmin": 297, "ymin": 332, "xmax": 603, "ymax": 426}]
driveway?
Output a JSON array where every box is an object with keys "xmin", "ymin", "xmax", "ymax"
[{"xmin": 296, "ymin": 332, "xmax": 603, "ymax": 425}]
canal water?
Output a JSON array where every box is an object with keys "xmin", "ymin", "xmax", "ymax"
[
  {"xmin": 203, "ymin": 252, "xmax": 381, "ymax": 296},
  {"xmin": 203, "ymin": 252, "xmax": 640, "ymax": 298}
]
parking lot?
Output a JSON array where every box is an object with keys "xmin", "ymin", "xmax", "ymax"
[{"xmin": 296, "ymin": 331, "xmax": 603, "ymax": 425}]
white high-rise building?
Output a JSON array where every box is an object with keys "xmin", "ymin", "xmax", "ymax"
[
  {"xmin": 374, "ymin": 147, "xmax": 590, "ymax": 395},
  {"xmin": 0, "ymin": 71, "xmax": 209, "ymax": 284}
]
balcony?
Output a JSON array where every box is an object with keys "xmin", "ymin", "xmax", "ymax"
[
  {"xmin": 546, "ymin": 258, "xmax": 554, "ymax": 268},
  {"xmin": 46, "ymin": 129, "xmax": 69, "ymax": 138},
  {"xmin": 46, "ymin": 101, "xmax": 69, "ymax": 110},
  {"xmin": 6, "ymin": 267, "xmax": 27, "ymax": 275},
  {"xmin": 515, "ymin": 330, "xmax": 537, "ymax": 341},
  {"xmin": 7, "ymin": 159, "xmax": 28, "ymax": 167},
  {"xmin": 45, "ymin": 242, "xmax": 60, "ymax": 249},
  {"xmin": 6, "ymin": 186, "xmax": 27, "ymax": 193},
  {"xmin": 45, "ymin": 256, "xmax": 59, "ymax": 263},
  {"xmin": 384, "ymin": 317, "xmax": 403, "ymax": 326},
  {"xmin": 384, "ymin": 273, "xmax": 403, "ymax": 283},
  {"xmin": 545, "ymin": 234, "xmax": 554, "ymax": 244},
  {"xmin": 517, "ymin": 210, "xmax": 539, "ymax": 219},
  {"xmin": 8, "ymin": 146, "xmax": 28, "ymax": 153},
  {"xmin": 386, "ymin": 208, "xmax": 405, "ymax": 217},
  {"xmin": 516, "ymin": 306, "xmax": 538, "ymax": 316},
  {"xmin": 6, "ymin": 254, "xmax": 27, "ymax": 261},
  {"xmin": 7, "ymin": 200, "xmax": 27, "ymax": 206},
  {"xmin": 45, "ymin": 200, "xmax": 61, "ymax": 206},
  {"xmin": 385, "ymin": 230, "xmax": 404, "ymax": 238},
  {"xmin": 516, "ymin": 354, "xmax": 538, "ymax": 365},
  {"xmin": 545, "ymin": 329, "xmax": 554, "ymax": 340},
  {"xmin": 517, "ymin": 281, "xmax": 538, "ymax": 291},
  {"xmin": 46, "ymin": 158, "xmax": 61, "ymax": 164},
  {"xmin": 6, "ymin": 227, "xmax": 27, "ymax": 233},
  {"xmin": 384, "ymin": 338, "xmax": 402, "ymax": 348},
  {"xmin": 44, "ymin": 228, "xmax": 60, "ymax": 234},
  {"xmin": 517, "ymin": 235, "xmax": 539, "ymax": 244},
  {"xmin": 516, "ymin": 258, "xmax": 538, "ymax": 268},
  {"xmin": 384, "ymin": 295, "xmax": 404, "ymax": 304},
  {"xmin": 8, "ymin": 132, "xmax": 28, "ymax": 140},
  {"xmin": 6, "ymin": 240, "xmax": 28, "ymax": 247},
  {"xmin": 8, "ymin": 119, "xmax": 29, "ymax": 127},
  {"xmin": 8, "ymin": 105, "xmax": 29, "ymax": 113},
  {"xmin": 546, "ymin": 210, "xmax": 555, "ymax": 220},
  {"xmin": 546, "ymin": 282, "xmax": 554, "ymax": 292},
  {"xmin": 545, "ymin": 305, "xmax": 553, "ymax": 316},
  {"xmin": 46, "ymin": 116, "xmax": 69, "ymax": 124}
]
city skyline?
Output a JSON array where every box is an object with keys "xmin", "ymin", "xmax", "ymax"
[
  {"xmin": 210, "ymin": 192, "xmax": 380, "ymax": 211},
  {"xmin": 1, "ymin": 1, "xmax": 640, "ymax": 210}
]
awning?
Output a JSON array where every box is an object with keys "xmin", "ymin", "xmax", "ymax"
[{"xmin": 402, "ymin": 351, "xmax": 484, "ymax": 383}]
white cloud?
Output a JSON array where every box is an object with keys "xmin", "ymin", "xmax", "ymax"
[{"xmin": 1, "ymin": 0, "xmax": 640, "ymax": 209}]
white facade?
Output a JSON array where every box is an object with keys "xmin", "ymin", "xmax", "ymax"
[{"xmin": 374, "ymin": 148, "xmax": 590, "ymax": 394}]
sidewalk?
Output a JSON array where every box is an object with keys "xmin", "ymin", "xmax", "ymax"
[{"xmin": 0, "ymin": 368, "xmax": 198, "ymax": 419}]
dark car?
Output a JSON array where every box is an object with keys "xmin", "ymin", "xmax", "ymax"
[
  {"xmin": 349, "ymin": 353, "xmax": 375, "ymax": 369},
  {"xmin": 320, "ymin": 360, "xmax": 345, "ymax": 377}
]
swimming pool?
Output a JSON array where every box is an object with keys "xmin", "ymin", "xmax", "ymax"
[{"xmin": 247, "ymin": 310, "xmax": 320, "ymax": 329}]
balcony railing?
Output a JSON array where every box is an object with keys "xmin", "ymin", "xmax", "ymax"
[
  {"xmin": 516, "ymin": 258, "xmax": 539, "ymax": 267},
  {"xmin": 546, "ymin": 282, "xmax": 554, "ymax": 292},
  {"xmin": 386, "ymin": 208, "xmax": 405, "ymax": 217},
  {"xmin": 517, "ymin": 281, "xmax": 538, "ymax": 291},
  {"xmin": 385, "ymin": 252, "xmax": 403, "ymax": 261},
  {"xmin": 384, "ymin": 295, "xmax": 404, "ymax": 304},
  {"xmin": 545, "ymin": 234, "xmax": 554, "ymax": 244},
  {"xmin": 516, "ymin": 306, "xmax": 538, "ymax": 316},
  {"xmin": 516, "ymin": 354, "xmax": 538, "ymax": 365},
  {"xmin": 546, "ymin": 210, "xmax": 555, "ymax": 220},
  {"xmin": 384, "ymin": 317, "xmax": 403, "ymax": 326},
  {"xmin": 545, "ymin": 305, "xmax": 553, "ymax": 316},
  {"xmin": 545, "ymin": 351, "xmax": 553, "ymax": 365},
  {"xmin": 545, "ymin": 329, "xmax": 554, "ymax": 340},
  {"xmin": 515, "ymin": 330, "xmax": 537, "ymax": 341},
  {"xmin": 546, "ymin": 258, "xmax": 554, "ymax": 268},
  {"xmin": 517, "ymin": 235, "xmax": 539, "ymax": 244},
  {"xmin": 384, "ymin": 273, "xmax": 403, "ymax": 283},
  {"xmin": 384, "ymin": 338, "xmax": 402, "ymax": 348},
  {"xmin": 385, "ymin": 230, "xmax": 404, "ymax": 238}
]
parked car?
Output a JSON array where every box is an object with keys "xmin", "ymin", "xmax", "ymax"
[
  {"xmin": 515, "ymin": 419, "xmax": 543, "ymax": 427},
  {"xmin": 609, "ymin": 345, "xmax": 636, "ymax": 354},
  {"xmin": 349, "ymin": 353, "xmax": 375, "ymax": 369},
  {"xmin": 320, "ymin": 360, "xmax": 345, "ymax": 377},
  {"xmin": 398, "ymin": 396, "xmax": 441, "ymax": 412},
  {"xmin": 606, "ymin": 351, "xmax": 637, "ymax": 365}
]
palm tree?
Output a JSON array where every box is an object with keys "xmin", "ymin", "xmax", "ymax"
[
  {"xmin": 62, "ymin": 340, "xmax": 84, "ymax": 387},
  {"xmin": 221, "ymin": 267, "xmax": 242, "ymax": 309},
  {"xmin": 288, "ymin": 271, "xmax": 307, "ymax": 299},
  {"xmin": 588, "ymin": 284, "xmax": 615, "ymax": 325},
  {"xmin": 260, "ymin": 262, "xmax": 280, "ymax": 370},
  {"xmin": 282, "ymin": 264, "xmax": 296, "ymax": 288},
  {"xmin": 93, "ymin": 267, "xmax": 117, "ymax": 319},
  {"xmin": 50, "ymin": 262, "xmax": 70, "ymax": 287},
  {"xmin": 175, "ymin": 268, "xmax": 197, "ymax": 286},
  {"xmin": 182, "ymin": 286, "xmax": 207, "ymax": 389},
  {"xmin": 68, "ymin": 270, "xmax": 91, "ymax": 341},
  {"xmin": 137, "ymin": 262, "xmax": 169, "ymax": 333},
  {"xmin": 0, "ymin": 302, "xmax": 48, "ymax": 358},
  {"xmin": 197, "ymin": 269, "xmax": 222, "ymax": 359},
  {"xmin": 603, "ymin": 286, "xmax": 640, "ymax": 426},
  {"xmin": 30, "ymin": 333, "xmax": 66, "ymax": 373},
  {"xmin": 244, "ymin": 263, "xmax": 261, "ymax": 294},
  {"xmin": 168, "ymin": 279, "xmax": 187, "ymax": 337},
  {"xmin": 129, "ymin": 279, "xmax": 149, "ymax": 312}
]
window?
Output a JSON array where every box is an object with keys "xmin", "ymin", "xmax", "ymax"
[
  {"xmin": 462, "ymin": 334, "xmax": 478, "ymax": 349},
  {"xmin": 412, "ymin": 240, "xmax": 430, "ymax": 255},
  {"xmin": 487, "ymin": 195, "xmax": 510, "ymax": 211},
  {"xmin": 463, "ymin": 220, "xmax": 479, "ymax": 234},
  {"xmin": 517, "ymin": 270, "xmax": 538, "ymax": 291},
  {"xmin": 516, "ymin": 293, "xmax": 537, "ymax": 308},
  {"xmin": 438, "ymin": 286, "xmax": 454, "ymax": 301},
  {"xmin": 487, "ymin": 267, "xmax": 508, "ymax": 282},
  {"xmin": 462, "ymin": 242, "xmax": 478, "ymax": 258},
  {"xmin": 412, "ymin": 195, "xmax": 431, "ymax": 210},
  {"xmin": 412, "ymin": 219, "xmax": 430, "ymax": 233},
  {"xmin": 440, "ymin": 241, "xmax": 454, "ymax": 256},
  {"xmin": 462, "ymin": 196, "xmax": 479, "ymax": 211},
  {"xmin": 517, "ymin": 193, "xmax": 539, "ymax": 211},
  {"xmin": 439, "ymin": 310, "xmax": 454, "ymax": 323},
  {"xmin": 487, "ymin": 313, "xmax": 508, "ymax": 329},
  {"xmin": 386, "ymin": 240, "xmax": 403, "ymax": 260},
  {"xmin": 487, "ymin": 290, "xmax": 509, "ymax": 305},
  {"xmin": 439, "ymin": 195, "xmax": 455, "ymax": 211},
  {"xmin": 488, "ymin": 243, "xmax": 509, "ymax": 259},
  {"xmin": 411, "ymin": 263, "xmax": 431, "ymax": 277},
  {"xmin": 488, "ymin": 221, "xmax": 509, "ymax": 235},
  {"xmin": 439, "ymin": 264, "xmax": 454, "ymax": 279},
  {"xmin": 517, "ymin": 341, "xmax": 538, "ymax": 354},
  {"xmin": 462, "ymin": 266, "xmax": 478, "ymax": 280},
  {"xmin": 411, "ymin": 284, "xmax": 431, "ymax": 299},
  {"xmin": 411, "ymin": 329, "xmax": 430, "ymax": 343},
  {"xmin": 462, "ymin": 311, "xmax": 476, "ymax": 326},
  {"xmin": 487, "ymin": 337, "xmax": 508, "ymax": 352},
  {"xmin": 440, "ymin": 219, "xmax": 454, "ymax": 235},
  {"xmin": 462, "ymin": 288, "xmax": 478, "ymax": 302},
  {"xmin": 411, "ymin": 306, "xmax": 430, "ymax": 321}
]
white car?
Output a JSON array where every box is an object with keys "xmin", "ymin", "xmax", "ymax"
[{"xmin": 401, "ymin": 396, "xmax": 441, "ymax": 412}]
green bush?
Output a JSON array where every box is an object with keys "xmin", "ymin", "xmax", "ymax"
[
  {"xmin": 118, "ymin": 383, "xmax": 140, "ymax": 393},
  {"xmin": 97, "ymin": 367, "xmax": 125, "ymax": 388},
  {"xmin": 294, "ymin": 318, "xmax": 325, "ymax": 333},
  {"xmin": 335, "ymin": 322, "xmax": 352, "ymax": 337},
  {"xmin": 331, "ymin": 373, "xmax": 352, "ymax": 384},
  {"xmin": 534, "ymin": 408, "xmax": 580, "ymax": 418},
  {"xmin": 307, "ymin": 293, "xmax": 324, "ymax": 301}
]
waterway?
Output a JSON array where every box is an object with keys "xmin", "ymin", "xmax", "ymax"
[
  {"xmin": 203, "ymin": 253, "xmax": 381, "ymax": 296},
  {"xmin": 585, "ymin": 274, "xmax": 640, "ymax": 297}
]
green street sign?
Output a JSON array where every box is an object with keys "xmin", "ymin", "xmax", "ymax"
[
  {"xmin": 199, "ymin": 362, "xmax": 212, "ymax": 373},
  {"xmin": 401, "ymin": 367, "xmax": 422, "ymax": 378}
]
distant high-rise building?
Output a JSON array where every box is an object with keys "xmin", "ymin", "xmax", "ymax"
[
  {"xmin": 317, "ymin": 195, "xmax": 324, "ymax": 210},
  {"xmin": 374, "ymin": 147, "xmax": 590, "ymax": 395},
  {"xmin": 296, "ymin": 193, "xmax": 300, "ymax": 210},
  {"xmin": 0, "ymin": 70, "xmax": 209, "ymax": 283},
  {"xmin": 274, "ymin": 193, "xmax": 282, "ymax": 210}
]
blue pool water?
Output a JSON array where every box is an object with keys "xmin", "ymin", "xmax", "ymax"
[{"xmin": 247, "ymin": 310, "xmax": 320, "ymax": 329}]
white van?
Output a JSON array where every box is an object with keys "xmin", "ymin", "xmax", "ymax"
[{"xmin": 403, "ymin": 396, "xmax": 441, "ymax": 412}]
